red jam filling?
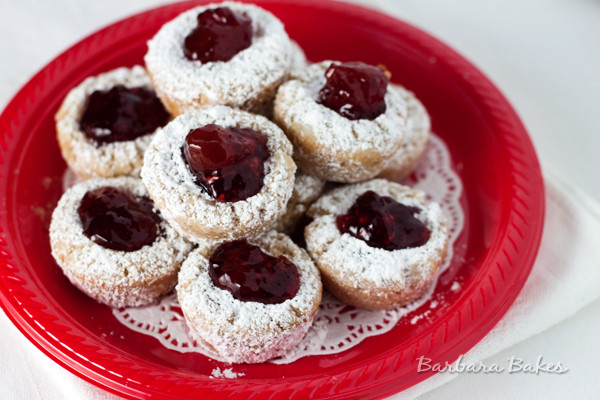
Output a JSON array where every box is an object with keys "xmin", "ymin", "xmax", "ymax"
[
  {"xmin": 336, "ymin": 190, "xmax": 430, "ymax": 250},
  {"xmin": 318, "ymin": 62, "xmax": 389, "ymax": 121},
  {"xmin": 77, "ymin": 186, "xmax": 161, "ymax": 252},
  {"xmin": 183, "ymin": 7, "xmax": 252, "ymax": 63},
  {"xmin": 183, "ymin": 124, "xmax": 269, "ymax": 202},
  {"xmin": 79, "ymin": 85, "xmax": 170, "ymax": 144},
  {"xmin": 208, "ymin": 240, "xmax": 300, "ymax": 304}
]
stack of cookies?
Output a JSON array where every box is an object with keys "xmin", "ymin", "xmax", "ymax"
[{"xmin": 50, "ymin": 1, "xmax": 448, "ymax": 364}]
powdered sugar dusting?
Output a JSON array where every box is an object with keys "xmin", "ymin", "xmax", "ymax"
[
  {"xmin": 306, "ymin": 179, "xmax": 448, "ymax": 289},
  {"xmin": 274, "ymin": 61, "xmax": 407, "ymax": 153},
  {"xmin": 49, "ymin": 177, "xmax": 192, "ymax": 307},
  {"xmin": 291, "ymin": 171, "xmax": 326, "ymax": 205},
  {"xmin": 289, "ymin": 41, "xmax": 308, "ymax": 73},
  {"xmin": 141, "ymin": 105, "xmax": 295, "ymax": 242},
  {"xmin": 55, "ymin": 66, "xmax": 161, "ymax": 179},
  {"xmin": 451, "ymin": 281, "xmax": 462, "ymax": 292},
  {"xmin": 397, "ymin": 86, "xmax": 430, "ymax": 152},
  {"xmin": 176, "ymin": 231, "xmax": 322, "ymax": 363},
  {"xmin": 210, "ymin": 367, "xmax": 245, "ymax": 379},
  {"xmin": 380, "ymin": 85, "xmax": 430, "ymax": 180},
  {"xmin": 145, "ymin": 2, "xmax": 293, "ymax": 112},
  {"xmin": 271, "ymin": 170, "xmax": 325, "ymax": 233},
  {"xmin": 274, "ymin": 61, "xmax": 408, "ymax": 181},
  {"xmin": 113, "ymin": 134, "xmax": 463, "ymax": 363}
]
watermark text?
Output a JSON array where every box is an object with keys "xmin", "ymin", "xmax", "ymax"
[{"xmin": 416, "ymin": 355, "xmax": 569, "ymax": 375}]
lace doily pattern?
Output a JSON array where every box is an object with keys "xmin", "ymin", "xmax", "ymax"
[{"xmin": 113, "ymin": 133, "xmax": 464, "ymax": 364}]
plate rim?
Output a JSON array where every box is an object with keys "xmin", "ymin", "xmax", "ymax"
[{"xmin": 0, "ymin": 0, "xmax": 545, "ymax": 398}]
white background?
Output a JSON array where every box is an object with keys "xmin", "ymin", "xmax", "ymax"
[{"xmin": 0, "ymin": 0, "xmax": 599, "ymax": 398}]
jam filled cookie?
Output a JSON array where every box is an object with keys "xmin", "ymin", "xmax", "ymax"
[
  {"xmin": 271, "ymin": 170, "xmax": 325, "ymax": 234},
  {"xmin": 305, "ymin": 179, "xmax": 448, "ymax": 310},
  {"xmin": 274, "ymin": 61, "xmax": 407, "ymax": 182},
  {"xmin": 177, "ymin": 230, "xmax": 322, "ymax": 363},
  {"xmin": 145, "ymin": 2, "xmax": 295, "ymax": 116},
  {"xmin": 259, "ymin": 40, "xmax": 308, "ymax": 120},
  {"xmin": 49, "ymin": 177, "xmax": 192, "ymax": 307},
  {"xmin": 55, "ymin": 66, "xmax": 170, "ymax": 179},
  {"xmin": 380, "ymin": 86, "xmax": 430, "ymax": 181},
  {"xmin": 289, "ymin": 40, "xmax": 308, "ymax": 73},
  {"xmin": 141, "ymin": 105, "xmax": 296, "ymax": 243}
]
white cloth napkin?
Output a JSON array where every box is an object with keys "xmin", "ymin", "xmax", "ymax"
[
  {"xmin": 394, "ymin": 171, "xmax": 600, "ymax": 398},
  {"xmin": 2, "ymin": 172, "xmax": 599, "ymax": 399}
]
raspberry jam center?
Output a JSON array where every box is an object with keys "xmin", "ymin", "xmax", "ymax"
[
  {"xmin": 183, "ymin": 7, "xmax": 252, "ymax": 63},
  {"xmin": 318, "ymin": 62, "xmax": 389, "ymax": 121},
  {"xmin": 336, "ymin": 190, "xmax": 430, "ymax": 250},
  {"xmin": 77, "ymin": 186, "xmax": 161, "ymax": 252},
  {"xmin": 79, "ymin": 85, "xmax": 170, "ymax": 144},
  {"xmin": 208, "ymin": 240, "xmax": 300, "ymax": 304},
  {"xmin": 183, "ymin": 124, "xmax": 269, "ymax": 202}
]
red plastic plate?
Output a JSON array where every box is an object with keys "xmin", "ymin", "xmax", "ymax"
[{"xmin": 0, "ymin": 0, "xmax": 544, "ymax": 398}]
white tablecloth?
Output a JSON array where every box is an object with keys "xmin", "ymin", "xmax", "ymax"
[{"xmin": 1, "ymin": 0, "xmax": 599, "ymax": 398}]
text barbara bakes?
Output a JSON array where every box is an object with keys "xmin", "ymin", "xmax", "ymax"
[{"xmin": 416, "ymin": 355, "xmax": 569, "ymax": 374}]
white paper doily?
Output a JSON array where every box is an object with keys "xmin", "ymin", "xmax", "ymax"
[{"xmin": 112, "ymin": 133, "xmax": 464, "ymax": 364}]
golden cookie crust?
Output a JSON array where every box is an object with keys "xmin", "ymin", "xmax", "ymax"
[
  {"xmin": 271, "ymin": 170, "xmax": 325, "ymax": 234},
  {"xmin": 49, "ymin": 177, "xmax": 192, "ymax": 307},
  {"xmin": 55, "ymin": 66, "xmax": 167, "ymax": 180},
  {"xmin": 144, "ymin": 2, "xmax": 295, "ymax": 116},
  {"xmin": 305, "ymin": 179, "xmax": 448, "ymax": 310},
  {"xmin": 141, "ymin": 105, "xmax": 296, "ymax": 243},
  {"xmin": 380, "ymin": 85, "xmax": 430, "ymax": 182},
  {"xmin": 273, "ymin": 61, "xmax": 407, "ymax": 182},
  {"xmin": 176, "ymin": 230, "xmax": 322, "ymax": 363}
]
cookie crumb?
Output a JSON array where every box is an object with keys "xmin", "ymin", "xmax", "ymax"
[
  {"xmin": 210, "ymin": 367, "xmax": 245, "ymax": 379},
  {"xmin": 451, "ymin": 281, "xmax": 461, "ymax": 292}
]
